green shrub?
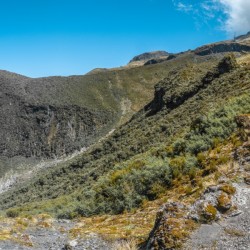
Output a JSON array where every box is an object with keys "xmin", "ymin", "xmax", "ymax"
[{"xmin": 6, "ymin": 208, "xmax": 20, "ymax": 218}]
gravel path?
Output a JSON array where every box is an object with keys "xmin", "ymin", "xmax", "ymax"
[
  {"xmin": 0, "ymin": 220, "xmax": 112, "ymax": 250},
  {"xmin": 184, "ymin": 173, "xmax": 250, "ymax": 250}
]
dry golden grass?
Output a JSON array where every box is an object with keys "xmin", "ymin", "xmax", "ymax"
[
  {"xmin": 237, "ymin": 53, "xmax": 250, "ymax": 67},
  {"xmin": 0, "ymin": 229, "xmax": 11, "ymax": 241},
  {"xmin": 111, "ymin": 239, "xmax": 138, "ymax": 250},
  {"xmin": 0, "ymin": 214, "xmax": 55, "ymax": 247},
  {"xmin": 224, "ymin": 227, "xmax": 246, "ymax": 237}
]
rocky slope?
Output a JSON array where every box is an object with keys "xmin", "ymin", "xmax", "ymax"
[
  {"xmin": 236, "ymin": 31, "xmax": 250, "ymax": 45},
  {"xmin": 1, "ymin": 36, "xmax": 250, "ymax": 163},
  {"xmin": 1, "ymin": 54, "xmax": 190, "ymax": 179},
  {"xmin": 146, "ymin": 115, "xmax": 250, "ymax": 250}
]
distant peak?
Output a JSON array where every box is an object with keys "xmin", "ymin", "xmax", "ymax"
[
  {"xmin": 235, "ymin": 31, "xmax": 250, "ymax": 42},
  {"xmin": 128, "ymin": 51, "xmax": 169, "ymax": 66}
]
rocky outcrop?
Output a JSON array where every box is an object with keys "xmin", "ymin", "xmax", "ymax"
[
  {"xmin": 0, "ymin": 100, "xmax": 114, "ymax": 158},
  {"xmin": 183, "ymin": 147, "xmax": 250, "ymax": 249},
  {"xmin": 129, "ymin": 51, "xmax": 169, "ymax": 66},
  {"xmin": 145, "ymin": 202, "xmax": 192, "ymax": 250},
  {"xmin": 145, "ymin": 182, "xmax": 238, "ymax": 250},
  {"xmin": 188, "ymin": 184, "xmax": 235, "ymax": 223},
  {"xmin": 235, "ymin": 32, "xmax": 250, "ymax": 43},
  {"xmin": 0, "ymin": 71, "xmax": 119, "ymax": 160},
  {"xmin": 144, "ymin": 55, "xmax": 176, "ymax": 66},
  {"xmin": 194, "ymin": 42, "xmax": 250, "ymax": 56},
  {"xmin": 145, "ymin": 115, "xmax": 250, "ymax": 250},
  {"xmin": 184, "ymin": 183, "xmax": 250, "ymax": 250},
  {"xmin": 145, "ymin": 54, "xmax": 238, "ymax": 116}
]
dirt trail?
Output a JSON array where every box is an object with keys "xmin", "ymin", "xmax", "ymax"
[{"xmin": 0, "ymin": 219, "xmax": 112, "ymax": 250}]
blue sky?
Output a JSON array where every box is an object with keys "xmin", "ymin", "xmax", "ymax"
[{"xmin": 0, "ymin": 0, "xmax": 248, "ymax": 77}]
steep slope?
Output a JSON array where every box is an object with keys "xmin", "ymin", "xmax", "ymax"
[
  {"xmin": 0, "ymin": 54, "xmax": 197, "ymax": 178},
  {"xmin": 145, "ymin": 114, "xmax": 250, "ymax": 249},
  {"xmin": 1, "ymin": 36, "xmax": 250, "ymax": 165},
  {"xmin": 0, "ymin": 68, "xmax": 148, "ymax": 159},
  {"xmin": 194, "ymin": 42, "xmax": 250, "ymax": 56},
  {"xmin": 2, "ymin": 51, "xmax": 233, "ymax": 196},
  {"xmin": 236, "ymin": 31, "xmax": 250, "ymax": 45},
  {"xmin": 1, "ymin": 53, "xmax": 250, "ymax": 218}
]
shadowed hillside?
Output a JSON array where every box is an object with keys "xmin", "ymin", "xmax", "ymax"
[{"xmin": 0, "ymin": 54, "xmax": 199, "ymax": 179}]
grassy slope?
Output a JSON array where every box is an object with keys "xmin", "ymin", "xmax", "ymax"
[
  {"xmin": 0, "ymin": 53, "xmax": 211, "ymax": 164},
  {"xmin": 11, "ymin": 52, "xmax": 226, "ymax": 113},
  {"xmin": 18, "ymin": 54, "xmax": 199, "ymax": 112},
  {"xmin": 1, "ymin": 54, "xmax": 250, "ymax": 219},
  {"xmin": 1, "ymin": 53, "xmax": 205, "ymax": 177}
]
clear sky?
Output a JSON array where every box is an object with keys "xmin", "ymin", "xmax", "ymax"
[{"xmin": 0, "ymin": 0, "xmax": 249, "ymax": 77}]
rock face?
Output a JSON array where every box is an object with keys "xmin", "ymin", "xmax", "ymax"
[
  {"xmin": 145, "ymin": 183, "xmax": 237, "ymax": 250},
  {"xmin": 129, "ymin": 51, "xmax": 169, "ymax": 65},
  {"xmin": 188, "ymin": 184, "xmax": 235, "ymax": 222},
  {"xmin": 194, "ymin": 42, "xmax": 250, "ymax": 56},
  {"xmin": 0, "ymin": 102, "xmax": 113, "ymax": 158},
  {"xmin": 0, "ymin": 71, "xmax": 117, "ymax": 160},
  {"xmin": 145, "ymin": 54, "xmax": 237, "ymax": 116},
  {"xmin": 236, "ymin": 115, "xmax": 250, "ymax": 136},
  {"xmin": 144, "ymin": 55, "xmax": 176, "ymax": 66},
  {"xmin": 145, "ymin": 202, "xmax": 191, "ymax": 250}
]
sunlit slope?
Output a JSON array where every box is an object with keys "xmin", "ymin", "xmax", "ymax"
[{"xmin": 1, "ymin": 54, "xmax": 250, "ymax": 217}]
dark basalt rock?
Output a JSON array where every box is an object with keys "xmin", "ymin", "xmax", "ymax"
[
  {"xmin": 144, "ymin": 55, "xmax": 176, "ymax": 66},
  {"xmin": 194, "ymin": 42, "xmax": 250, "ymax": 56},
  {"xmin": 129, "ymin": 51, "xmax": 169, "ymax": 64}
]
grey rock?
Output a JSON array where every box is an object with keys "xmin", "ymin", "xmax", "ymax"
[{"xmin": 194, "ymin": 42, "xmax": 250, "ymax": 56}]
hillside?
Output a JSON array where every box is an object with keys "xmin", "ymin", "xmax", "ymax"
[
  {"xmin": 2, "ymin": 43, "xmax": 245, "ymax": 181},
  {"xmin": 0, "ymin": 64, "xmax": 166, "ymax": 160},
  {"xmin": 0, "ymin": 36, "xmax": 250, "ymax": 249},
  {"xmin": 1, "ymin": 54, "xmax": 196, "ymax": 181}
]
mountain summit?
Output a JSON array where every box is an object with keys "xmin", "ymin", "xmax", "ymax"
[{"xmin": 128, "ymin": 51, "xmax": 169, "ymax": 66}]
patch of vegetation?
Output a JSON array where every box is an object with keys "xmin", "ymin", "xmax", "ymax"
[
  {"xmin": 217, "ymin": 193, "xmax": 231, "ymax": 212},
  {"xmin": 224, "ymin": 227, "xmax": 246, "ymax": 237},
  {"xmin": 6, "ymin": 209, "xmax": 19, "ymax": 218},
  {"xmin": 219, "ymin": 184, "xmax": 236, "ymax": 195},
  {"xmin": 202, "ymin": 204, "xmax": 217, "ymax": 222}
]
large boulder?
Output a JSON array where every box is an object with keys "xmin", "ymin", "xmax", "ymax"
[
  {"xmin": 145, "ymin": 184, "xmax": 236, "ymax": 249},
  {"xmin": 236, "ymin": 114, "xmax": 250, "ymax": 137}
]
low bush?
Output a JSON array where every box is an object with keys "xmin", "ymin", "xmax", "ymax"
[{"xmin": 6, "ymin": 209, "xmax": 20, "ymax": 218}]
